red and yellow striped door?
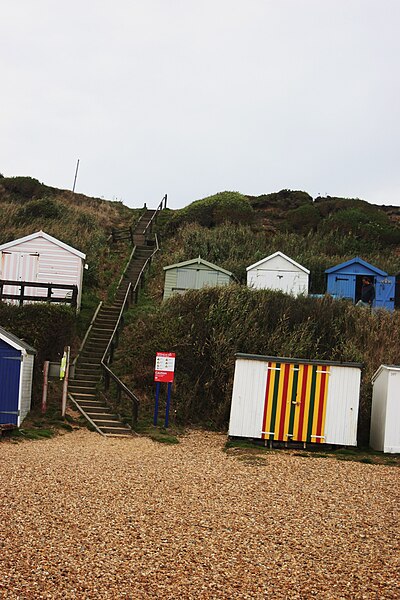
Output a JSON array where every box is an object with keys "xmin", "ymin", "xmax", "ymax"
[{"xmin": 261, "ymin": 361, "xmax": 330, "ymax": 443}]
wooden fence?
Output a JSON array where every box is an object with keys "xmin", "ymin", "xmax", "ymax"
[{"xmin": 0, "ymin": 280, "xmax": 78, "ymax": 308}]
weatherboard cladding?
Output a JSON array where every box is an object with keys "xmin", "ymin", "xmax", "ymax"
[
  {"xmin": 246, "ymin": 252, "xmax": 309, "ymax": 296},
  {"xmin": 370, "ymin": 366, "xmax": 400, "ymax": 453},
  {"xmin": 229, "ymin": 355, "xmax": 361, "ymax": 446},
  {"xmin": 163, "ymin": 258, "xmax": 233, "ymax": 300},
  {"xmin": 0, "ymin": 233, "xmax": 85, "ymax": 309}
]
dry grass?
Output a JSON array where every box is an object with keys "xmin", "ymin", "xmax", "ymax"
[{"xmin": 0, "ymin": 430, "xmax": 399, "ymax": 599}]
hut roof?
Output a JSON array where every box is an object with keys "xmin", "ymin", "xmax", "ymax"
[
  {"xmin": 0, "ymin": 231, "xmax": 86, "ymax": 260},
  {"xmin": 246, "ymin": 251, "xmax": 310, "ymax": 274},
  {"xmin": 0, "ymin": 326, "xmax": 36, "ymax": 354},
  {"xmin": 163, "ymin": 256, "xmax": 233, "ymax": 277},
  {"xmin": 325, "ymin": 256, "xmax": 387, "ymax": 276}
]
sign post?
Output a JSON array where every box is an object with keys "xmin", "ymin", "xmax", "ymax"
[{"xmin": 153, "ymin": 352, "xmax": 175, "ymax": 427}]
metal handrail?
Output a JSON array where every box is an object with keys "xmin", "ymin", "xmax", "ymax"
[
  {"xmin": 99, "ymin": 232, "xmax": 160, "ymax": 424},
  {"xmin": 116, "ymin": 245, "xmax": 136, "ymax": 290},
  {"xmin": 71, "ymin": 300, "xmax": 103, "ymax": 377},
  {"xmin": 142, "ymin": 194, "xmax": 166, "ymax": 237},
  {"xmin": 133, "ymin": 233, "xmax": 159, "ymax": 295}
]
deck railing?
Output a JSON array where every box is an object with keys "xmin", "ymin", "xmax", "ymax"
[{"xmin": 0, "ymin": 280, "xmax": 78, "ymax": 308}]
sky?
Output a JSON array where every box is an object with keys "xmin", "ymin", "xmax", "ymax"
[{"xmin": 1, "ymin": 0, "xmax": 399, "ymax": 210}]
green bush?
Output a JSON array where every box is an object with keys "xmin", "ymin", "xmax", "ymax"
[
  {"xmin": 0, "ymin": 176, "xmax": 51, "ymax": 200},
  {"xmin": 114, "ymin": 286, "xmax": 400, "ymax": 444},
  {"xmin": 168, "ymin": 191, "xmax": 253, "ymax": 232},
  {"xmin": 17, "ymin": 197, "xmax": 62, "ymax": 221},
  {"xmin": 0, "ymin": 303, "xmax": 77, "ymax": 405}
]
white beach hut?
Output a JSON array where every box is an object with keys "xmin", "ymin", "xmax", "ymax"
[
  {"xmin": 229, "ymin": 353, "xmax": 362, "ymax": 447},
  {"xmin": 0, "ymin": 231, "xmax": 86, "ymax": 310},
  {"xmin": 370, "ymin": 365, "xmax": 400, "ymax": 453},
  {"xmin": 246, "ymin": 251, "xmax": 309, "ymax": 296}
]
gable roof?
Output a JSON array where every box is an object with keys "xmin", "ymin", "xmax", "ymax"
[
  {"xmin": 0, "ymin": 326, "xmax": 36, "ymax": 355},
  {"xmin": 325, "ymin": 256, "xmax": 387, "ymax": 276},
  {"xmin": 0, "ymin": 231, "xmax": 86, "ymax": 260},
  {"xmin": 246, "ymin": 251, "xmax": 310, "ymax": 274},
  {"xmin": 163, "ymin": 256, "xmax": 233, "ymax": 277}
]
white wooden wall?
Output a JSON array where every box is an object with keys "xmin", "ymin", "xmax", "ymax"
[
  {"xmin": 0, "ymin": 237, "xmax": 84, "ymax": 308},
  {"xmin": 247, "ymin": 255, "xmax": 308, "ymax": 296},
  {"xmin": 371, "ymin": 367, "xmax": 400, "ymax": 453},
  {"xmin": 19, "ymin": 353, "xmax": 35, "ymax": 425}
]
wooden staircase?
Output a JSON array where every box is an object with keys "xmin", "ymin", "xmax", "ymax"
[{"xmin": 69, "ymin": 210, "xmax": 156, "ymax": 436}]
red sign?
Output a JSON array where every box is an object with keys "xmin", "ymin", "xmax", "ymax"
[{"xmin": 154, "ymin": 352, "xmax": 176, "ymax": 383}]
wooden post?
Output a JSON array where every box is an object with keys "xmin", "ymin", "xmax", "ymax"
[
  {"xmin": 71, "ymin": 286, "xmax": 78, "ymax": 308},
  {"xmin": 19, "ymin": 283, "xmax": 25, "ymax": 306},
  {"xmin": 61, "ymin": 346, "xmax": 70, "ymax": 417},
  {"xmin": 42, "ymin": 361, "xmax": 50, "ymax": 414}
]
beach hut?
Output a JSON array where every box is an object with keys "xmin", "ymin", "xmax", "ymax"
[
  {"xmin": 370, "ymin": 365, "xmax": 400, "ymax": 453},
  {"xmin": 0, "ymin": 231, "xmax": 86, "ymax": 310},
  {"xmin": 0, "ymin": 326, "xmax": 36, "ymax": 426},
  {"xmin": 163, "ymin": 257, "xmax": 234, "ymax": 300},
  {"xmin": 246, "ymin": 251, "xmax": 309, "ymax": 296},
  {"xmin": 229, "ymin": 353, "xmax": 362, "ymax": 446},
  {"xmin": 325, "ymin": 257, "xmax": 395, "ymax": 310}
]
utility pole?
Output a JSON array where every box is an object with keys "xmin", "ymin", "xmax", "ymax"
[{"xmin": 72, "ymin": 159, "xmax": 80, "ymax": 193}]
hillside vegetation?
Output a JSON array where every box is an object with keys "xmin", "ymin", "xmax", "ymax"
[
  {"xmin": 0, "ymin": 176, "xmax": 140, "ymax": 295},
  {"xmin": 0, "ymin": 175, "xmax": 141, "ymax": 406},
  {"xmin": 111, "ymin": 189, "xmax": 400, "ymax": 443},
  {"xmin": 2, "ymin": 179, "xmax": 400, "ymax": 442}
]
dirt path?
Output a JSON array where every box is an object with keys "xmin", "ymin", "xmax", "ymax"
[{"xmin": 0, "ymin": 430, "xmax": 399, "ymax": 599}]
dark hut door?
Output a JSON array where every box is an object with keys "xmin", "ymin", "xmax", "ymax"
[{"xmin": 0, "ymin": 340, "xmax": 21, "ymax": 425}]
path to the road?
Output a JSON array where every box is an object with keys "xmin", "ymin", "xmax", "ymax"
[{"xmin": 0, "ymin": 430, "xmax": 398, "ymax": 599}]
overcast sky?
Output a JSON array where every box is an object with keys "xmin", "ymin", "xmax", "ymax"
[{"xmin": 1, "ymin": 0, "xmax": 399, "ymax": 209}]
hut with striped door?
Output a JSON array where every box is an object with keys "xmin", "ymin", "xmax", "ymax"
[{"xmin": 228, "ymin": 353, "xmax": 362, "ymax": 446}]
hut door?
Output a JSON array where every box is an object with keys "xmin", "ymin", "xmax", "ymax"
[
  {"xmin": 0, "ymin": 340, "xmax": 21, "ymax": 425},
  {"xmin": 334, "ymin": 275, "xmax": 355, "ymax": 300},
  {"xmin": 375, "ymin": 276, "xmax": 395, "ymax": 310},
  {"xmin": 261, "ymin": 361, "xmax": 330, "ymax": 444},
  {"xmin": 1, "ymin": 252, "xmax": 39, "ymax": 303}
]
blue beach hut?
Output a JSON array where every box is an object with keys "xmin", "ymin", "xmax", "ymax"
[
  {"xmin": 325, "ymin": 257, "xmax": 396, "ymax": 310},
  {"xmin": 0, "ymin": 326, "xmax": 36, "ymax": 426}
]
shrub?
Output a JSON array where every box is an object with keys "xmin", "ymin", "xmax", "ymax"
[
  {"xmin": 0, "ymin": 176, "xmax": 50, "ymax": 200},
  {"xmin": 115, "ymin": 287, "xmax": 400, "ymax": 444},
  {"xmin": 168, "ymin": 191, "xmax": 253, "ymax": 232},
  {"xmin": 17, "ymin": 197, "xmax": 62, "ymax": 221}
]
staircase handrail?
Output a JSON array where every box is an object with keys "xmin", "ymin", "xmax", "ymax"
[
  {"xmin": 100, "ymin": 232, "xmax": 160, "ymax": 424},
  {"xmin": 71, "ymin": 300, "xmax": 103, "ymax": 378},
  {"xmin": 100, "ymin": 282, "xmax": 140, "ymax": 423},
  {"xmin": 132, "ymin": 233, "xmax": 160, "ymax": 296},
  {"xmin": 116, "ymin": 245, "xmax": 137, "ymax": 290},
  {"xmin": 142, "ymin": 194, "xmax": 166, "ymax": 237}
]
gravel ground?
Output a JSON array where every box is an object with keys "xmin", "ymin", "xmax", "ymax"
[{"xmin": 0, "ymin": 430, "xmax": 399, "ymax": 599}]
